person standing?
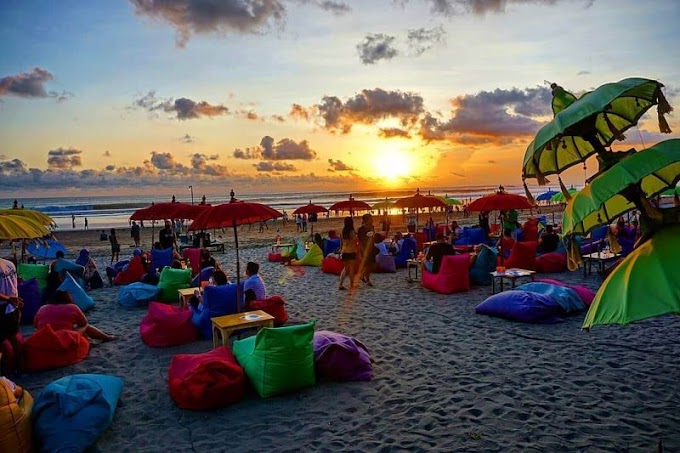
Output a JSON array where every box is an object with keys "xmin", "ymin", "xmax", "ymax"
[
  {"xmin": 71, "ymin": 214, "xmax": 76, "ymax": 229},
  {"xmin": 84, "ymin": 217, "xmax": 88, "ymax": 230},
  {"xmin": 130, "ymin": 221, "xmax": 141, "ymax": 247},
  {"xmin": 109, "ymin": 228, "xmax": 120, "ymax": 264},
  {"xmin": 338, "ymin": 217, "xmax": 357, "ymax": 290},
  {"xmin": 0, "ymin": 257, "xmax": 23, "ymax": 372},
  {"xmin": 159, "ymin": 220, "xmax": 176, "ymax": 250},
  {"xmin": 357, "ymin": 213, "xmax": 376, "ymax": 286}
]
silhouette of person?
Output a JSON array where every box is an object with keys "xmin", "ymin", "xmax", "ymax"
[{"xmin": 230, "ymin": 189, "xmax": 235, "ymax": 201}]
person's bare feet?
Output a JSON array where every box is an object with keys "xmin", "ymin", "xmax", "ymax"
[{"xmin": 103, "ymin": 335, "xmax": 116, "ymax": 342}]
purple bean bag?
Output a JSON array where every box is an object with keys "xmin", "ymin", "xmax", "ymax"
[
  {"xmin": 535, "ymin": 278, "xmax": 596, "ymax": 306},
  {"xmin": 313, "ymin": 331, "xmax": 373, "ymax": 381},
  {"xmin": 475, "ymin": 290, "xmax": 564, "ymax": 323},
  {"xmin": 18, "ymin": 277, "xmax": 43, "ymax": 324}
]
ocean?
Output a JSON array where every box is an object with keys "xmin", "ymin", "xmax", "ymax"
[{"xmin": 0, "ymin": 183, "xmax": 549, "ymax": 231}]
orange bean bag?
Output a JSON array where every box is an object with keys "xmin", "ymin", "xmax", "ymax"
[
  {"xmin": 422, "ymin": 254, "xmax": 471, "ymax": 294},
  {"xmin": 23, "ymin": 325, "xmax": 90, "ymax": 372},
  {"xmin": 139, "ymin": 302, "xmax": 197, "ymax": 348},
  {"xmin": 0, "ymin": 378, "xmax": 33, "ymax": 453},
  {"xmin": 504, "ymin": 241, "xmax": 538, "ymax": 271},
  {"xmin": 248, "ymin": 295, "xmax": 288, "ymax": 326},
  {"xmin": 168, "ymin": 347, "xmax": 246, "ymax": 410},
  {"xmin": 321, "ymin": 256, "xmax": 344, "ymax": 275}
]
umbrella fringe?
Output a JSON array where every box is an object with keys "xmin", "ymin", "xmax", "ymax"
[
  {"xmin": 522, "ymin": 180, "xmax": 537, "ymax": 206},
  {"xmin": 657, "ymin": 89, "xmax": 673, "ymax": 133},
  {"xmin": 535, "ymin": 167, "xmax": 550, "ymax": 186},
  {"xmin": 565, "ymin": 236, "xmax": 583, "ymax": 271},
  {"xmin": 604, "ymin": 112, "xmax": 626, "ymax": 141},
  {"xmin": 558, "ymin": 176, "xmax": 573, "ymax": 201},
  {"xmin": 606, "ymin": 227, "xmax": 622, "ymax": 254}
]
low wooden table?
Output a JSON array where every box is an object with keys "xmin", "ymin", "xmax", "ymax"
[
  {"xmin": 177, "ymin": 287, "xmax": 199, "ymax": 308},
  {"xmin": 490, "ymin": 268, "xmax": 536, "ymax": 294},
  {"xmin": 406, "ymin": 258, "xmax": 422, "ymax": 283},
  {"xmin": 582, "ymin": 251, "xmax": 620, "ymax": 276},
  {"xmin": 211, "ymin": 310, "xmax": 275, "ymax": 348},
  {"xmin": 271, "ymin": 243, "xmax": 294, "ymax": 252}
]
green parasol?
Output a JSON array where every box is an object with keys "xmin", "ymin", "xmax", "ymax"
[
  {"xmin": 523, "ymin": 77, "xmax": 673, "ymax": 183},
  {"xmin": 583, "ymin": 224, "xmax": 680, "ymax": 329},
  {"xmin": 562, "ymin": 139, "xmax": 680, "ymax": 237},
  {"xmin": 436, "ymin": 196, "xmax": 462, "ymax": 206},
  {"xmin": 371, "ymin": 199, "xmax": 395, "ymax": 211},
  {"xmin": 550, "ymin": 187, "xmax": 579, "ymax": 203},
  {"xmin": 661, "ymin": 185, "xmax": 680, "ymax": 196}
]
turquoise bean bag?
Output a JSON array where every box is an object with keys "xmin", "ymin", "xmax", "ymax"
[
  {"xmin": 469, "ymin": 245, "xmax": 498, "ymax": 286},
  {"xmin": 33, "ymin": 374, "xmax": 123, "ymax": 453},
  {"xmin": 58, "ymin": 272, "xmax": 95, "ymax": 312},
  {"xmin": 117, "ymin": 282, "xmax": 159, "ymax": 309}
]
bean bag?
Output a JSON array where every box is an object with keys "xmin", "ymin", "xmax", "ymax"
[
  {"xmin": 454, "ymin": 226, "xmax": 487, "ymax": 246},
  {"xmin": 321, "ymin": 256, "xmax": 344, "ymax": 275},
  {"xmin": 33, "ymin": 374, "xmax": 123, "ymax": 453},
  {"xmin": 151, "ymin": 247, "xmax": 173, "ymax": 272},
  {"xmin": 113, "ymin": 255, "xmax": 147, "ymax": 285},
  {"xmin": 535, "ymin": 278, "xmax": 597, "ymax": 306},
  {"xmin": 313, "ymin": 331, "xmax": 373, "ymax": 381},
  {"xmin": 52, "ymin": 258, "xmax": 85, "ymax": 280},
  {"xmin": 504, "ymin": 241, "xmax": 538, "ymax": 271},
  {"xmin": 232, "ymin": 321, "xmax": 316, "ymax": 398},
  {"xmin": 17, "ymin": 263, "xmax": 49, "ymax": 294},
  {"xmin": 515, "ymin": 282, "xmax": 586, "ymax": 314},
  {"xmin": 140, "ymin": 302, "xmax": 197, "ymax": 347},
  {"xmin": 157, "ymin": 267, "xmax": 191, "ymax": 303},
  {"xmin": 117, "ymin": 282, "xmax": 159, "ymax": 309},
  {"xmin": 182, "ymin": 247, "xmax": 201, "ymax": 275},
  {"xmin": 58, "ymin": 272, "xmax": 95, "ymax": 312},
  {"xmin": 413, "ymin": 232, "xmax": 428, "ymax": 252},
  {"xmin": 395, "ymin": 238, "xmax": 417, "ymax": 268},
  {"xmin": 18, "ymin": 277, "xmax": 43, "ymax": 324},
  {"xmin": 0, "ymin": 377, "xmax": 34, "ymax": 453},
  {"xmin": 469, "ymin": 246, "xmax": 499, "ymax": 286},
  {"xmin": 579, "ymin": 238, "xmax": 604, "ymax": 255},
  {"xmin": 0, "ymin": 333, "xmax": 23, "ymax": 376},
  {"xmin": 248, "ymin": 295, "xmax": 288, "ymax": 326},
  {"xmin": 374, "ymin": 254, "xmax": 396, "ymax": 273},
  {"xmin": 268, "ymin": 252, "xmax": 283, "ymax": 262},
  {"xmin": 191, "ymin": 266, "xmax": 215, "ymax": 287},
  {"xmin": 522, "ymin": 218, "xmax": 539, "ymax": 242},
  {"xmin": 475, "ymin": 290, "xmax": 563, "ymax": 323},
  {"xmin": 191, "ymin": 284, "xmax": 241, "ymax": 339},
  {"xmin": 23, "ymin": 325, "xmax": 90, "ymax": 372},
  {"xmin": 535, "ymin": 252, "xmax": 568, "ymax": 273},
  {"xmin": 291, "ymin": 244, "xmax": 323, "ymax": 266},
  {"xmin": 168, "ymin": 347, "xmax": 246, "ymax": 410},
  {"xmin": 324, "ymin": 238, "xmax": 341, "ymax": 257},
  {"xmin": 422, "ymin": 254, "xmax": 471, "ymax": 294}
]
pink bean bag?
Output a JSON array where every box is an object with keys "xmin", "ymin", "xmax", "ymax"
[
  {"xmin": 535, "ymin": 278, "xmax": 596, "ymax": 306},
  {"xmin": 504, "ymin": 241, "xmax": 538, "ymax": 271},
  {"xmin": 422, "ymin": 254, "xmax": 471, "ymax": 294},
  {"xmin": 248, "ymin": 295, "xmax": 289, "ymax": 326},
  {"xmin": 268, "ymin": 252, "xmax": 282, "ymax": 262},
  {"xmin": 182, "ymin": 248, "xmax": 201, "ymax": 276},
  {"xmin": 168, "ymin": 347, "xmax": 246, "ymax": 410},
  {"xmin": 321, "ymin": 256, "xmax": 344, "ymax": 275},
  {"xmin": 536, "ymin": 252, "xmax": 567, "ymax": 273},
  {"xmin": 140, "ymin": 302, "xmax": 198, "ymax": 348},
  {"xmin": 23, "ymin": 326, "xmax": 90, "ymax": 372}
]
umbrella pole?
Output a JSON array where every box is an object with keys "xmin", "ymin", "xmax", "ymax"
[{"xmin": 234, "ymin": 221, "xmax": 242, "ymax": 313}]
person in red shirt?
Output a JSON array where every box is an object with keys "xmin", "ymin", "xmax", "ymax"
[{"xmin": 34, "ymin": 290, "xmax": 114, "ymax": 342}]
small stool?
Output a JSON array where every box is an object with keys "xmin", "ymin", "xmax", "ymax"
[{"xmin": 211, "ymin": 310, "xmax": 275, "ymax": 348}]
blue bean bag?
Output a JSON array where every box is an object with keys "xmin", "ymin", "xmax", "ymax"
[
  {"xmin": 18, "ymin": 277, "xmax": 43, "ymax": 324},
  {"xmin": 515, "ymin": 282, "xmax": 586, "ymax": 314},
  {"xmin": 476, "ymin": 290, "xmax": 564, "ymax": 323},
  {"xmin": 191, "ymin": 266, "xmax": 215, "ymax": 287},
  {"xmin": 151, "ymin": 247, "xmax": 173, "ymax": 272},
  {"xmin": 323, "ymin": 238, "xmax": 341, "ymax": 257},
  {"xmin": 58, "ymin": 272, "xmax": 95, "ymax": 312},
  {"xmin": 395, "ymin": 238, "xmax": 417, "ymax": 268},
  {"xmin": 117, "ymin": 282, "xmax": 159, "ymax": 309},
  {"xmin": 191, "ymin": 283, "xmax": 243, "ymax": 339},
  {"xmin": 469, "ymin": 246, "xmax": 498, "ymax": 286},
  {"xmin": 33, "ymin": 374, "xmax": 123, "ymax": 453}
]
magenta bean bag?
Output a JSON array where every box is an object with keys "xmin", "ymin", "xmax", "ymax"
[
  {"xmin": 535, "ymin": 278, "xmax": 596, "ymax": 306},
  {"xmin": 313, "ymin": 331, "xmax": 373, "ymax": 381},
  {"xmin": 422, "ymin": 254, "xmax": 470, "ymax": 294},
  {"xmin": 140, "ymin": 302, "xmax": 197, "ymax": 348},
  {"xmin": 504, "ymin": 241, "xmax": 538, "ymax": 271},
  {"xmin": 168, "ymin": 347, "xmax": 246, "ymax": 410},
  {"xmin": 535, "ymin": 252, "xmax": 567, "ymax": 273},
  {"xmin": 268, "ymin": 252, "xmax": 282, "ymax": 262},
  {"xmin": 321, "ymin": 256, "xmax": 344, "ymax": 275}
]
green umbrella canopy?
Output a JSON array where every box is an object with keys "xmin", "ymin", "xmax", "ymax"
[
  {"xmin": 436, "ymin": 196, "xmax": 462, "ymax": 206},
  {"xmin": 562, "ymin": 139, "xmax": 680, "ymax": 236},
  {"xmin": 371, "ymin": 200, "xmax": 395, "ymax": 210},
  {"xmin": 583, "ymin": 224, "xmax": 680, "ymax": 329},
  {"xmin": 523, "ymin": 77, "xmax": 673, "ymax": 182},
  {"xmin": 550, "ymin": 187, "xmax": 579, "ymax": 202},
  {"xmin": 661, "ymin": 185, "xmax": 680, "ymax": 196}
]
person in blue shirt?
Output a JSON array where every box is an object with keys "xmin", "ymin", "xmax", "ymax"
[{"xmin": 244, "ymin": 262, "xmax": 266, "ymax": 304}]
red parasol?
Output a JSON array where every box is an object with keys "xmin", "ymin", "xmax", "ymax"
[
  {"xmin": 466, "ymin": 191, "xmax": 533, "ymax": 212},
  {"xmin": 130, "ymin": 202, "xmax": 209, "ymax": 221},
  {"xmin": 293, "ymin": 201, "xmax": 329, "ymax": 237},
  {"xmin": 329, "ymin": 196, "xmax": 371, "ymax": 218},
  {"xmin": 189, "ymin": 200, "xmax": 283, "ymax": 309}
]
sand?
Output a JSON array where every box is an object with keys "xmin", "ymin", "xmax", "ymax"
[{"xmin": 12, "ymin": 219, "xmax": 680, "ymax": 452}]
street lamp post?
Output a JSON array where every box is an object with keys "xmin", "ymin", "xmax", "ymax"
[{"xmin": 189, "ymin": 185, "xmax": 194, "ymax": 205}]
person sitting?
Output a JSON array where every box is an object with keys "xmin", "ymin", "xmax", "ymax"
[
  {"xmin": 374, "ymin": 233, "xmax": 390, "ymax": 255},
  {"xmin": 423, "ymin": 233, "xmax": 455, "ymax": 274},
  {"xmin": 75, "ymin": 249, "xmax": 103, "ymax": 290},
  {"xmin": 499, "ymin": 228, "xmax": 516, "ymax": 258},
  {"xmin": 450, "ymin": 220, "xmax": 463, "ymax": 242},
  {"xmin": 188, "ymin": 270, "xmax": 230, "ymax": 309},
  {"xmin": 50, "ymin": 250, "xmax": 85, "ymax": 280},
  {"xmin": 538, "ymin": 225, "xmax": 559, "ymax": 253},
  {"xmin": 199, "ymin": 249, "xmax": 216, "ymax": 270},
  {"xmin": 313, "ymin": 232, "xmax": 325, "ymax": 251},
  {"xmin": 244, "ymin": 261, "xmax": 266, "ymax": 306},
  {"xmin": 390, "ymin": 232, "xmax": 404, "ymax": 255},
  {"xmin": 171, "ymin": 259, "xmax": 183, "ymax": 269},
  {"xmin": 34, "ymin": 290, "xmax": 114, "ymax": 342}
]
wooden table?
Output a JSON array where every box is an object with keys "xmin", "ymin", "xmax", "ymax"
[
  {"xmin": 271, "ymin": 243, "xmax": 294, "ymax": 252},
  {"xmin": 406, "ymin": 258, "xmax": 422, "ymax": 283},
  {"xmin": 582, "ymin": 251, "xmax": 620, "ymax": 276},
  {"xmin": 177, "ymin": 287, "xmax": 199, "ymax": 308},
  {"xmin": 211, "ymin": 310, "xmax": 275, "ymax": 348},
  {"xmin": 490, "ymin": 268, "xmax": 536, "ymax": 294}
]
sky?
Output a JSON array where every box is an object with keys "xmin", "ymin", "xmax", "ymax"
[{"xmin": 1, "ymin": 0, "xmax": 679, "ymax": 198}]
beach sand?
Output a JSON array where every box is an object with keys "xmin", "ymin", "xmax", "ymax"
[{"xmin": 13, "ymin": 218, "xmax": 680, "ymax": 451}]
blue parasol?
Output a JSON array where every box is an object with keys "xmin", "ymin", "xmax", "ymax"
[
  {"xmin": 536, "ymin": 189, "xmax": 559, "ymax": 201},
  {"xmin": 27, "ymin": 239, "xmax": 67, "ymax": 259}
]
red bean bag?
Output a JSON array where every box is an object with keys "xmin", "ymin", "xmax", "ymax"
[
  {"xmin": 321, "ymin": 256, "xmax": 344, "ymax": 275},
  {"xmin": 0, "ymin": 333, "xmax": 23, "ymax": 376},
  {"xmin": 140, "ymin": 302, "xmax": 197, "ymax": 348},
  {"xmin": 522, "ymin": 218, "xmax": 539, "ymax": 242},
  {"xmin": 422, "ymin": 254, "xmax": 471, "ymax": 294},
  {"xmin": 23, "ymin": 326, "xmax": 90, "ymax": 372},
  {"xmin": 413, "ymin": 232, "xmax": 427, "ymax": 252},
  {"xmin": 182, "ymin": 248, "xmax": 201, "ymax": 276},
  {"xmin": 114, "ymin": 256, "xmax": 146, "ymax": 285},
  {"xmin": 268, "ymin": 252, "xmax": 283, "ymax": 262},
  {"xmin": 536, "ymin": 252, "xmax": 567, "ymax": 273},
  {"xmin": 504, "ymin": 241, "xmax": 538, "ymax": 271},
  {"xmin": 248, "ymin": 296, "xmax": 288, "ymax": 326},
  {"xmin": 168, "ymin": 347, "xmax": 246, "ymax": 410},
  {"xmin": 535, "ymin": 278, "xmax": 596, "ymax": 306}
]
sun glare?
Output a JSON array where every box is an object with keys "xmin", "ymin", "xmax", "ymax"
[{"xmin": 373, "ymin": 146, "xmax": 415, "ymax": 184}]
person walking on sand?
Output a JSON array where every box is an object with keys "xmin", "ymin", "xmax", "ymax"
[
  {"xmin": 109, "ymin": 228, "xmax": 120, "ymax": 264},
  {"xmin": 84, "ymin": 217, "xmax": 88, "ymax": 230},
  {"xmin": 71, "ymin": 214, "xmax": 76, "ymax": 229},
  {"xmin": 357, "ymin": 213, "xmax": 376, "ymax": 286},
  {"xmin": 338, "ymin": 216, "xmax": 357, "ymax": 290}
]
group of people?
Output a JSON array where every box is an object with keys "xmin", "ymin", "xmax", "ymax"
[{"xmin": 338, "ymin": 214, "xmax": 379, "ymax": 290}]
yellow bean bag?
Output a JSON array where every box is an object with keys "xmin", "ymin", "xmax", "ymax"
[
  {"xmin": 0, "ymin": 378, "xmax": 33, "ymax": 453},
  {"xmin": 291, "ymin": 244, "xmax": 323, "ymax": 267}
]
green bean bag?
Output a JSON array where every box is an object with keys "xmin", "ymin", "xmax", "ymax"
[
  {"xmin": 232, "ymin": 321, "xmax": 316, "ymax": 398},
  {"xmin": 157, "ymin": 267, "xmax": 191, "ymax": 303},
  {"xmin": 17, "ymin": 263, "xmax": 49, "ymax": 293},
  {"xmin": 291, "ymin": 244, "xmax": 323, "ymax": 266}
]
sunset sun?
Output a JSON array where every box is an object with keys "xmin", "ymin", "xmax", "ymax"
[{"xmin": 373, "ymin": 146, "xmax": 415, "ymax": 184}]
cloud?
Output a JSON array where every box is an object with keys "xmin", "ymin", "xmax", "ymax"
[
  {"xmin": 290, "ymin": 103, "xmax": 310, "ymax": 120},
  {"xmin": 577, "ymin": 70, "xmax": 591, "ymax": 76},
  {"xmin": 131, "ymin": 91, "xmax": 228, "ymax": 120},
  {"xmin": 105, "ymin": 164, "xmax": 116, "ymax": 171},
  {"xmin": 379, "ymin": 127, "xmax": 411, "ymax": 139},
  {"xmin": 254, "ymin": 161, "xmax": 297, "ymax": 172},
  {"xmin": 314, "ymin": 88, "xmax": 424, "ymax": 133},
  {"xmin": 406, "ymin": 26, "xmax": 446, "ymax": 56},
  {"xmin": 189, "ymin": 152, "xmax": 228, "ymax": 175},
  {"xmin": 0, "ymin": 158, "xmax": 28, "ymax": 174},
  {"xmin": 0, "ymin": 67, "xmax": 71, "ymax": 101},
  {"xmin": 327, "ymin": 158, "xmax": 354, "ymax": 172},
  {"xmin": 233, "ymin": 147, "xmax": 261, "ymax": 159},
  {"xmin": 418, "ymin": 0, "xmax": 581, "ymax": 16},
  {"xmin": 181, "ymin": 133, "xmax": 194, "ymax": 143},
  {"xmin": 47, "ymin": 148, "xmax": 82, "ymax": 169},
  {"xmin": 297, "ymin": 0, "xmax": 351, "ymax": 14},
  {"xmin": 357, "ymin": 33, "xmax": 399, "ymax": 65},
  {"xmin": 488, "ymin": 159, "xmax": 496, "ymax": 164},
  {"xmin": 271, "ymin": 114, "xmax": 285, "ymax": 122},
  {"xmin": 236, "ymin": 110, "xmax": 259, "ymax": 121},
  {"xmin": 260, "ymin": 136, "xmax": 317, "ymax": 160},
  {"xmin": 450, "ymin": 171, "xmax": 466, "ymax": 177}
]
